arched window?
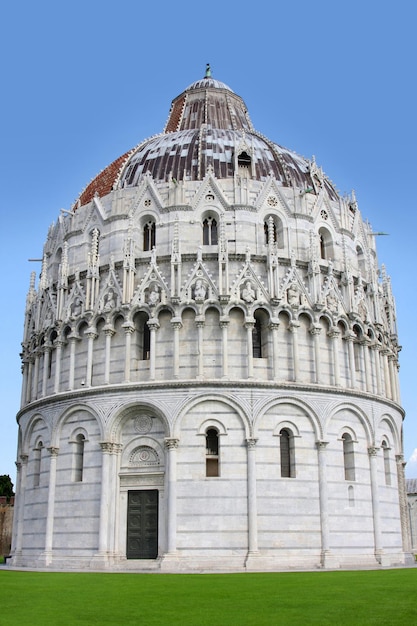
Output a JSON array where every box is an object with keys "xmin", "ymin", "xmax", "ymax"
[
  {"xmin": 381, "ymin": 440, "xmax": 391, "ymax": 486},
  {"xmin": 73, "ymin": 433, "xmax": 86, "ymax": 482},
  {"xmin": 203, "ymin": 217, "xmax": 218, "ymax": 245},
  {"xmin": 237, "ymin": 150, "xmax": 251, "ymax": 178},
  {"xmin": 206, "ymin": 428, "xmax": 219, "ymax": 477},
  {"xmin": 264, "ymin": 215, "xmax": 284, "ymax": 248},
  {"xmin": 33, "ymin": 441, "xmax": 43, "ymax": 487},
  {"xmin": 143, "ymin": 220, "xmax": 156, "ymax": 251},
  {"xmin": 280, "ymin": 429, "xmax": 295, "ymax": 478},
  {"xmin": 342, "ymin": 433, "xmax": 355, "ymax": 481},
  {"xmin": 134, "ymin": 312, "xmax": 151, "ymax": 361},
  {"xmin": 252, "ymin": 317, "xmax": 262, "ymax": 358},
  {"xmin": 318, "ymin": 227, "xmax": 333, "ymax": 260},
  {"xmin": 252, "ymin": 309, "xmax": 269, "ymax": 359}
]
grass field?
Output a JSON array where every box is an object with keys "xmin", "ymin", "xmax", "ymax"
[{"xmin": 0, "ymin": 568, "xmax": 416, "ymax": 625}]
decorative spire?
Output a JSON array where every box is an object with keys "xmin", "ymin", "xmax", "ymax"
[{"xmin": 205, "ymin": 63, "xmax": 211, "ymax": 78}]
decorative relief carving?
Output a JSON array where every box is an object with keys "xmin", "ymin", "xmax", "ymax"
[
  {"xmin": 134, "ymin": 414, "xmax": 153, "ymax": 434},
  {"xmin": 129, "ymin": 446, "xmax": 159, "ymax": 468}
]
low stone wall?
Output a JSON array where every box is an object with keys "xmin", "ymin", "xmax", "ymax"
[{"xmin": 0, "ymin": 497, "xmax": 14, "ymax": 557}]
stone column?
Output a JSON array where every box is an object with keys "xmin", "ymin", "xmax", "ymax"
[
  {"xmin": 289, "ymin": 321, "xmax": 300, "ymax": 382},
  {"xmin": 122, "ymin": 322, "xmax": 135, "ymax": 383},
  {"xmin": 170, "ymin": 318, "xmax": 182, "ymax": 379},
  {"xmin": 368, "ymin": 446, "xmax": 383, "ymax": 562},
  {"xmin": 195, "ymin": 317, "xmax": 205, "ymax": 379},
  {"xmin": 108, "ymin": 443, "xmax": 122, "ymax": 555},
  {"xmin": 270, "ymin": 320, "xmax": 280, "ymax": 381},
  {"xmin": 104, "ymin": 327, "xmax": 115, "ymax": 385},
  {"xmin": 43, "ymin": 446, "xmax": 59, "ymax": 565},
  {"xmin": 97, "ymin": 442, "xmax": 113, "ymax": 558},
  {"xmin": 67, "ymin": 335, "xmax": 78, "ymax": 391},
  {"xmin": 245, "ymin": 320, "xmax": 255, "ymax": 379},
  {"xmin": 25, "ymin": 358, "xmax": 34, "ymax": 404},
  {"xmin": 220, "ymin": 318, "xmax": 229, "ymax": 379},
  {"xmin": 328, "ymin": 327, "xmax": 341, "ymax": 386},
  {"xmin": 396, "ymin": 454, "xmax": 412, "ymax": 553},
  {"xmin": 316, "ymin": 441, "xmax": 332, "ymax": 566},
  {"xmin": 345, "ymin": 333, "xmax": 357, "ymax": 389},
  {"xmin": 362, "ymin": 338, "xmax": 372, "ymax": 393},
  {"xmin": 21, "ymin": 360, "xmax": 29, "ymax": 406},
  {"xmin": 372, "ymin": 343, "xmax": 382, "ymax": 396},
  {"xmin": 147, "ymin": 319, "xmax": 160, "ymax": 381},
  {"xmin": 381, "ymin": 349, "xmax": 391, "ymax": 399},
  {"xmin": 13, "ymin": 454, "xmax": 28, "ymax": 558},
  {"xmin": 165, "ymin": 438, "xmax": 179, "ymax": 554},
  {"xmin": 41, "ymin": 345, "xmax": 52, "ymax": 397},
  {"xmin": 310, "ymin": 325, "xmax": 321, "ymax": 384},
  {"xmin": 246, "ymin": 438, "xmax": 258, "ymax": 555},
  {"xmin": 32, "ymin": 350, "xmax": 41, "ymax": 401},
  {"xmin": 53, "ymin": 340, "xmax": 65, "ymax": 394},
  {"xmin": 85, "ymin": 330, "xmax": 97, "ymax": 387},
  {"xmin": 388, "ymin": 356, "xmax": 398, "ymax": 403}
]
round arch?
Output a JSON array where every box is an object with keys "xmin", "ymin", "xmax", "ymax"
[
  {"xmin": 54, "ymin": 404, "xmax": 104, "ymax": 447},
  {"xmin": 325, "ymin": 402, "xmax": 373, "ymax": 446},
  {"xmin": 254, "ymin": 395, "xmax": 323, "ymax": 440},
  {"xmin": 110, "ymin": 401, "xmax": 170, "ymax": 443},
  {"xmin": 172, "ymin": 393, "xmax": 251, "ymax": 439}
]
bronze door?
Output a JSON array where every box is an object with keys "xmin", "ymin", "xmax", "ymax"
[{"xmin": 126, "ymin": 490, "xmax": 158, "ymax": 559}]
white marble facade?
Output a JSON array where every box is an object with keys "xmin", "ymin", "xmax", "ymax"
[{"xmin": 11, "ymin": 70, "xmax": 412, "ymax": 571}]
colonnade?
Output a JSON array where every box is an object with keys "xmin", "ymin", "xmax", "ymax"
[{"xmin": 22, "ymin": 312, "xmax": 400, "ymax": 406}]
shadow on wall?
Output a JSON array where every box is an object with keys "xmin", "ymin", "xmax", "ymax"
[{"xmin": 0, "ymin": 497, "xmax": 14, "ymax": 557}]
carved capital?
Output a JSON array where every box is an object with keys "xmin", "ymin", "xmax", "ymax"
[
  {"xmin": 47, "ymin": 446, "xmax": 60, "ymax": 457},
  {"xmin": 316, "ymin": 440, "xmax": 329, "ymax": 451},
  {"xmin": 368, "ymin": 446, "xmax": 379, "ymax": 457},
  {"xmin": 164, "ymin": 438, "xmax": 179, "ymax": 450},
  {"xmin": 246, "ymin": 438, "xmax": 258, "ymax": 449}
]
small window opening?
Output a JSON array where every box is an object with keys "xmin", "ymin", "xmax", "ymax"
[
  {"xmin": 203, "ymin": 217, "xmax": 218, "ymax": 245},
  {"xmin": 238, "ymin": 151, "xmax": 251, "ymax": 168},
  {"xmin": 34, "ymin": 441, "xmax": 43, "ymax": 487},
  {"xmin": 342, "ymin": 433, "xmax": 355, "ymax": 481},
  {"xmin": 143, "ymin": 221, "xmax": 156, "ymax": 251},
  {"xmin": 143, "ymin": 322, "xmax": 150, "ymax": 360},
  {"xmin": 73, "ymin": 434, "xmax": 85, "ymax": 482},
  {"xmin": 348, "ymin": 485, "xmax": 355, "ymax": 507},
  {"xmin": 252, "ymin": 317, "xmax": 262, "ymax": 358},
  {"xmin": 206, "ymin": 428, "xmax": 219, "ymax": 477},
  {"xmin": 280, "ymin": 429, "xmax": 295, "ymax": 478},
  {"xmin": 382, "ymin": 440, "xmax": 391, "ymax": 486}
]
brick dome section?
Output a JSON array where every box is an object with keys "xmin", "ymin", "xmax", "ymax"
[{"xmin": 77, "ymin": 151, "xmax": 130, "ymax": 208}]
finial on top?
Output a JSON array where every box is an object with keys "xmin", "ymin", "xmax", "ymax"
[{"xmin": 205, "ymin": 63, "xmax": 211, "ymax": 78}]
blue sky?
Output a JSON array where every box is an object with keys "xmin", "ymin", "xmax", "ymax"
[{"xmin": 1, "ymin": 0, "xmax": 416, "ymax": 483}]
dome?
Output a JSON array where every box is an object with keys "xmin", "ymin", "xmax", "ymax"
[{"xmin": 78, "ymin": 68, "xmax": 338, "ymax": 207}]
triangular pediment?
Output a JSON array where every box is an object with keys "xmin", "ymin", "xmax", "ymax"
[{"xmin": 192, "ymin": 171, "xmax": 229, "ymax": 211}]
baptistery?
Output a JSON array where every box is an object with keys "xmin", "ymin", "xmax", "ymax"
[{"xmin": 12, "ymin": 67, "xmax": 412, "ymax": 571}]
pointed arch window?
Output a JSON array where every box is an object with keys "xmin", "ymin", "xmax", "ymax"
[
  {"xmin": 203, "ymin": 217, "xmax": 218, "ymax": 245},
  {"xmin": 143, "ymin": 220, "xmax": 156, "ymax": 251},
  {"xmin": 280, "ymin": 429, "xmax": 295, "ymax": 478},
  {"xmin": 342, "ymin": 433, "xmax": 355, "ymax": 481},
  {"xmin": 206, "ymin": 428, "xmax": 219, "ymax": 477}
]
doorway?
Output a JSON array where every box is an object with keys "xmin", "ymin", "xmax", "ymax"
[{"xmin": 126, "ymin": 489, "xmax": 159, "ymax": 559}]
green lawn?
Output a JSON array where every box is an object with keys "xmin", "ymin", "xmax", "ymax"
[{"xmin": 0, "ymin": 568, "xmax": 416, "ymax": 625}]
